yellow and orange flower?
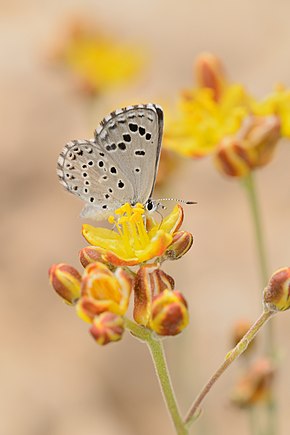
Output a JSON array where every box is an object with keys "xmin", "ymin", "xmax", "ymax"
[
  {"xmin": 164, "ymin": 52, "xmax": 290, "ymax": 176},
  {"xmin": 82, "ymin": 203, "xmax": 191, "ymax": 266},
  {"xmin": 48, "ymin": 16, "xmax": 144, "ymax": 96},
  {"xmin": 77, "ymin": 262, "xmax": 133, "ymax": 322}
]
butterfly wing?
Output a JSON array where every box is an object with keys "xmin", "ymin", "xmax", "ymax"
[
  {"xmin": 57, "ymin": 139, "xmax": 135, "ymax": 219},
  {"xmin": 95, "ymin": 103, "xmax": 163, "ymax": 205},
  {"xmin": 57, "ymin": 104, "xmax": 163, "ymax": 219}
]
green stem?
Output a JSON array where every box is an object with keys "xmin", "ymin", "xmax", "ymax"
[
  {"xmin": 242, "ymin": 172, "xmax": 276, "ymax": 435},
  {"xmin": 242, "ymin": 172, "xmax": 269, "ymax": 286},
  {"xmin": 125, "ymin": 319, "xmax": 187, "ymax": 435},
  {"xmin": 184, "ymin": 310, "xmax": 274, "ymax": 427}
]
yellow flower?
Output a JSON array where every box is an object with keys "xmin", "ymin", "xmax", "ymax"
[
  {"xmin": 48, "ymin": 16, "xmax": 144, "ymax": 96},
  {"xmin": 82, "ymin": 203, "xmax": 184, "ymax": 266},
  {"xmin": 164, "ymin": 53, "xmax": 289, "ymax": 170},
  {"xmin": 77, "ymin": 262, "xmax": 133, "ymax": 323}
]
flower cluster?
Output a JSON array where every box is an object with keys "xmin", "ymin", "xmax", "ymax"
[
  {"xmin": 49, "ymin": 204, "xmax": 193, "ymax": 345},
  {"xmin": 47, "ymin": 16, "xmax": 144, "ymax": 97},
  {"xmin": 164, "ymin": 52, "xmax": 290, "ymax": 177}
]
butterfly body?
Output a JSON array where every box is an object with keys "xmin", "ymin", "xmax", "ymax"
[{"xmin": 57, "ymin": 104, "xmax": 163, "ymax": 219}]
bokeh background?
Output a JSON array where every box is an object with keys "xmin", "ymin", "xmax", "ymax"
[{"xmin": 1, "ymin": 0, "xmax": 290, "ymax": 434}]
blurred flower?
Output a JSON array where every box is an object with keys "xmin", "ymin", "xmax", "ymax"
[
  {"xmin": 264, "ymin": 267, "xmax": 290, "ymax": 312},
  {"xmin": 164, "ymin": 52, "xmax": 289, "ymax": 175},
  {"xmin": 49, "ymin": 263, "xmax": 81, "ymax": 305},
  {"xmin": 48, "ymin": 16, "xmax": 144, "ymax": 97},
  {"xmin": 82, "ymin": 203, "xmax": 188, "ymax": 266},
  {"xmin": 90, "ymin": 312, "xmax": 124, "ymax": 345},
  {"xmin": 231, "ymin": 319, "xmax": 256, "ymax": 354},
  {"xmin": 231, "ymin": 358, "xmax": 275, "ymax": 408}
]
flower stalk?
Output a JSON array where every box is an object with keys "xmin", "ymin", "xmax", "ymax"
[
  {"xmin": 125, "ymin": 318, "xmax": 187, "ymax": 435},
  {"xmin": 185, "ymin": 310, "xmax": 274, "ymax": 427}
]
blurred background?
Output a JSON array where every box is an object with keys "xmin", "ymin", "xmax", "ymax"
[{"xmin": 1, "ymin": 0, "xmax": 290, "ymax": 434}]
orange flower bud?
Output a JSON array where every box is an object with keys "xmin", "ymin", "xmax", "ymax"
[
  {"xmin": 215, "ymin": 136, "xmax": 257, "ymax": 177},
  {"xmin": 49, "ymin": 263, "xmax": 81, "ymax": 305},
  {"xmin": 79, "ymin": 246, "xmax": 105, "ymax": 267},
  {"xmin": 215, "ymin": 115, "xmax": 281, "ymax": 177},
  {"xmin": 76, "ymin": 296, "xmax": 105, "ymax": 323},
  {"xmin": 150, "ymin": 290, "xmax": 189, "ymax": 336},
  {"xmin": 90, "ymin": 312, "xmax": 124, "ymax": 345},
  {"xmin": 195, "ymin": 52, "xmax": 227, "ymax": 101},
  {"xmin": 164, "ymin": 231, "xmax": 193, "ymax": 260},
  {"xmin": 133, "ymin": 265, "xmax": 175, "ymax": 326},
  {"xmin": 264, "ymin": 267, "xmax": 290, "ymax": 312},
  {"xmin": 236, "ymin": 115, "xmax": 280, "ymax": 167},
  {"xmin": 81, "ymin": 262, "xmax": 133, "ymax": 316},
  {"xmin": 231, "ymin": 358, "xmax": 275, "ymax": 408}
]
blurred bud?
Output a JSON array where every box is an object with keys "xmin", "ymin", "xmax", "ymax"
[
  {"xmin": 215, "ymin": 115, "xmax": 281, "ymax": 177},
  {"xmin": 133, "ymin": 265, "xmax": 175, "ymax": 326},
  {"xmin": 232, "ymin": 319, "xmax": 255, "ymax": 354},
  {"xmin": 195, "ymin": 52, "xmax": 227, "ymax": 101},
  {"xmin": 263, "ymin": 267, "xmax": 290, "ymax": 312},
  {"xmin": 49, "ymin": 263, "xmax": 81, "ymax": 305},
  {"xmin": 236, "ymin": 115, "xmax": 281, "ymax": 167},
  {"xmin": 163, "ymin": 231, "xmax": 194, "ymax": 260},
  {"xmin": 231, "ymin": 358, "xmax": 275, "ymax": 408},
  {"xmin": 150, "ymin": 290, "xmax": 189, "ymax": 336},
  {"xmin": 81, "ymin": 262, "xmax": 133, "ymax": 316},
  {"xmin": 90, "ymin": 312, "xmax": 124, "ymax": 345},
  {"xmin": 79, "ymin": 246, "xmax": 115, "ymax": 270}
]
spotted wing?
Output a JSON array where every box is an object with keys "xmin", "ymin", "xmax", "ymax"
[
  {"xmin": 57, "ymin": 139, "xmax": 135, "ymax": 218},
  {"xmin": 95, "ymin": 103, "xmax": 163, "ymax": 205}
]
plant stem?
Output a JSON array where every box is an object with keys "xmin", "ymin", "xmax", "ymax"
[
  {"xmin": 125, "ymin": 319, "xmax": 187, "ymax": 435},
  {"xmin": 242, "ymin": 172, "xmax": 269, "ymax": 287},
  {"xmin": 185, "ymin": 310, "xmax": 274, "ymax": 427},
  {"xmin": 242, "ymin": 172, "xmax": 276, "ymax": 435}
]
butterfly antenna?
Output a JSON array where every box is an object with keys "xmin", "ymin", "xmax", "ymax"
[{"xmin": 157, "ymin": 198, "xmax": 197, "ymax": 205}]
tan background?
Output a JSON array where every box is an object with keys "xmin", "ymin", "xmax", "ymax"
[{"xmin": 1, "ymin": 0, "xmax": 290, "ymax": 434}]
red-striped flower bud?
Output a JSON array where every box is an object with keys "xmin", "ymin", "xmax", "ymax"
[
  {"xmin": 150, "ymin": 290, "xmax": 189, "ymax": 336},
  {"xmin": 195, "ymin": 52, "xmax": 227, "ymax": 102},
  {"xmin": 79, "ymin": 246, "xmax": 108, "ymax": 268},
  {"xmin": 215, "ymin": 115, "xmax": 281, "ymax": 177},
  {"xmin": 133, "ymin": 265, "xmax": 175, "ymax": 326},
  {"xmin": 49, "ymin": 263, "xmax": 81, "ymax": 305},
  {"xmin": 164, "ymin": 231, "xmax": 193, "ymax": 260},
  {"xmin": 263, "ymin": 267, "xmax": 290, "ymax": 312},
  {"xmin": 90, "ymin": 312, "xmax": 124, "ymax": 345}
]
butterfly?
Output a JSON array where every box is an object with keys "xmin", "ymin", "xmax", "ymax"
[{"xmin": 57, "ymin": 103, "xmax": 164, "ymax": 219}]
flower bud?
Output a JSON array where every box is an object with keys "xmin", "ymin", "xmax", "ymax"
[
  {"xmin": 231, "ymin": 358, "xmax": 275, "ymax": 408},
  {"xmin": 236, "ymin": 115, "xmax": 280, "ymax": 167},
  {"xmin": 81, "ymin": 262, "xmax": 133, "ymax": 315},
  {"xmin": 215, "ymin": 136, "xmax": 257, "ymax": 177},
  {"xmin": 79, "ymin": 246, "xmax": 115, "ymax": 270},
  {"xmin": 263, "ymin": 267, "xmax": 290, "ymax": 312},
  {"xmin": 90, "ymin": 312, "xmax": 124, "ymax": 345},
  {"xmin": 133, "ymin": 265, "xmax": 175, "ymax": 326},
  {"xmin": 150, "ymin": 290, "xmax": 189, "ymax": 336},
  {"xmin": 215, "ymin": 115, "xmax": 281, "ymax": 177},
  {"xmin": 163, "ymin": 231, "xmax": 193, "ymax": 260},
  {"xmin": 195, "ymin": 52, "xmax": 227, "ymax": 101},
  {"xmin": 49, "ymin": 263, "xmax": 81, "ymax": 305}
]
